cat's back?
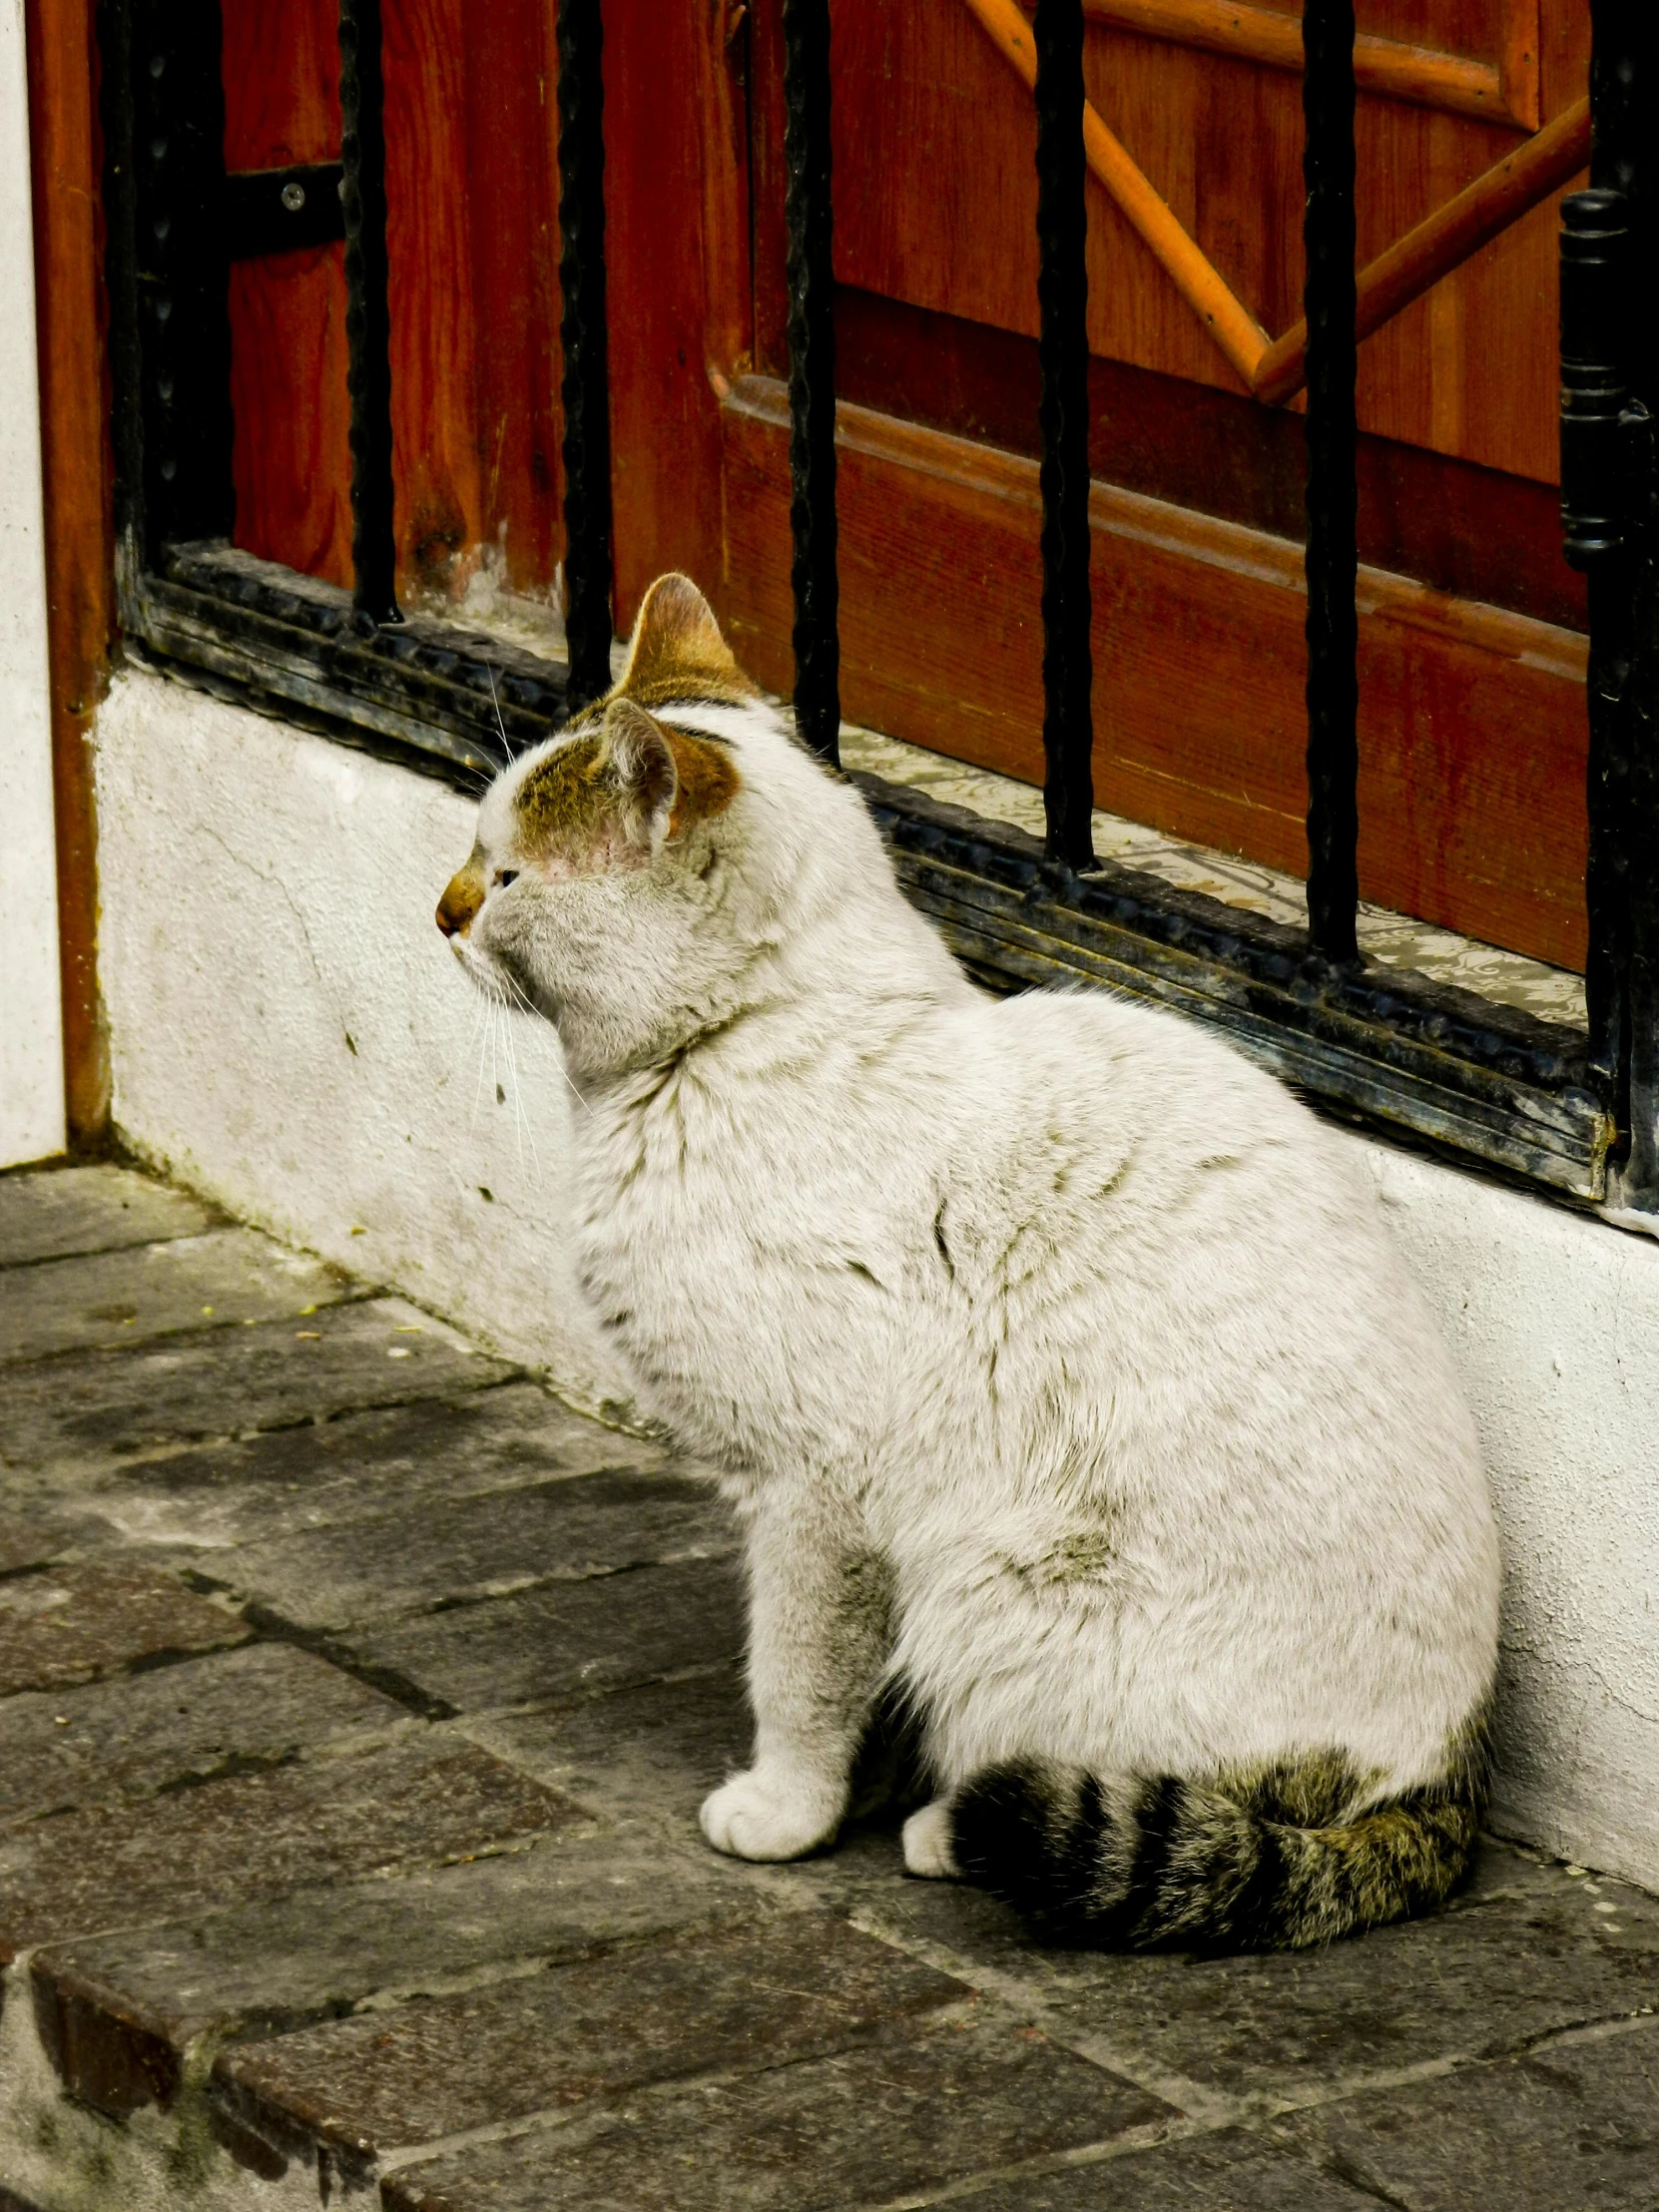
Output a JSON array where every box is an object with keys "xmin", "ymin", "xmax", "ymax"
[{"xmin": 935, "ymin": 982, "xmax": 1475, "ymax": 1470}]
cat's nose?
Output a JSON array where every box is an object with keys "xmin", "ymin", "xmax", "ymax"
[{"xmin": 436, "ymin": 867, "xmax": 484, "ymax": 938}]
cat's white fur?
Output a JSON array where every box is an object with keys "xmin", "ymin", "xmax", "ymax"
[{"xmin": 448, "ymin": 598, "xmax": 1499, "ymax": 1881}]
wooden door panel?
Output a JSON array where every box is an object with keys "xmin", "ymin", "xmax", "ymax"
[
  {"xmin": 222, "ymin": 0, "xmax": 564, "ymax": 609},
  {"xmin": 833, "ymin": 288, "xmax": 1584, "ymax": 630},
  {"xmin": 827, "ymin": 0, "xmax": 1576, "ymax": 481},
  {"xmin": 723, "ymin": 379, "xmax": 1589, "ymax": 968},
  {"xmin": 221, "ymin": 0, "xmax": 351, "ymax": 587}
]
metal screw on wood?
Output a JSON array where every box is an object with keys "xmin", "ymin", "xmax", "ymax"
[{"xmin": 280, "ymin": 181, "xmax": 305, "ymax": 212}]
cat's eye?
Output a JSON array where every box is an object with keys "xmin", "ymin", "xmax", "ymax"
[{"xmin": 492, "ymin": 869, "xmax": 518, "ymax": 890}]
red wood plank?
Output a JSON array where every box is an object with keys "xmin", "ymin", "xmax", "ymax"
[{"xmin": 722, "ymin": 377, "xmax": 1589, "ymax": 969}]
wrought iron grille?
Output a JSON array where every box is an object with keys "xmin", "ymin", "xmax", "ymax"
[{"xmin": 97, "ymin": 0, "xmax": 1655, "ymax": 1220}]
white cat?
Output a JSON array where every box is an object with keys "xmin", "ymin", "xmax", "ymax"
[{"xmin": 439, "ymin": 574, "xmax": 1499, "ymax": 1950}]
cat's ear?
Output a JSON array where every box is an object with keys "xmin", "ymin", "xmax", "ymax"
[
  {"xmin": 599, "ymin": 699, "xmax": 679, "ymax": 853},
  {"xmin": 618, "ymin": 574, "xmax": 742, "ymax": 698}
]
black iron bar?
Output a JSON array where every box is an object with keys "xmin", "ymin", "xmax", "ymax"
[
  {"xmin": 1033, "ymin": 0, "xmax": 1096, "ymax": 870},
  {"xmin": 557, "ymin": 0, "xmax": 615, "ymax": 713},
  {"xmin": 338, "ymin": 0, "xmax": 399, "ymax": 626},
  {"xmin": 1301, "ymin": 0, "xmax": 1361, "ymax": 963},
  {"xmin": 1567, "ymin": 0, "xmax": 1659, "ymax": 1208},
  {"xmin": 1561, "ymin": 187, "xmax": 1633, "ymax": 1107},
  {"xmin": 1627, "ymin": 440, "xmax": 1659, "ymax": 1204},
  {"xmin": 1596, "ymin": 0, "xmax": 1659, "ymax": 1206},
  {"xmin": 783, "ymin": 0, "xmax": 840, "ymax": 765},
  {"xmin": 126, "ymin": 0, "xmax": 235, "ymax": 556}
]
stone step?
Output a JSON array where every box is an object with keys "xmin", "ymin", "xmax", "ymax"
[
  {"xmin": 68, "ymin": 1382, "xmax": 667, "ymax": 1554},
  {"xmin": 0, "ymin": 1293, "xmax": 516, "ymax": 1485},
  {"xmin": 0, "ymin": 1228, "xmax": 352, "ymax": 1367},
  {"xmin": 0, "ymin": 1162, "xmax": 218, "ymax": 1268}
]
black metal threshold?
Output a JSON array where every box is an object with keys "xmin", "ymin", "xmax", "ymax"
[{"xmin": 121, "ymin": 539, "xmax": 1610, "ymax": 1206}]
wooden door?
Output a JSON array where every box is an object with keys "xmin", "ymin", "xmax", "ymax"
[
  {"xmin": 708, "ymin": 0, "xmax": 1594, "ymax": 970},
  {"xmin": 214, "ymin": 1, "xmax": 1594, "ymax": 973}
]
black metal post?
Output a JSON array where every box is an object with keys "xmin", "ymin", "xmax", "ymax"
[
  {"xmin": 1627, "ymin": 450, "xmax": 1659, "ymax": 1205},
  {"xmin": 1033, "ymin": 0, "xmax": 1096, "ymax": 870},
  {"xmin": 339, "ymin": 0, "xmax": 399, "ymax": 626},
  {"xmin": 557, "ymin": 0, "xmax": 615, "ymax": 712},
  {"xmin": 121, "ymin": 0, "xmax": 235, "ymax": 559},
  {"xmin": 1564, "ymin": 1, "xmax": 1659, "ymax": 1209},
  {"xmin": 783, "ymin": 0, "xmax": 840, "ymax": 765},
  {"xmin": 1302, "ymin": 0, "xmax": 1361, "ymax": 963},
  {"xmin": 1561, "ymin": 188, "xmax": 1633, "ymax": 1107}
]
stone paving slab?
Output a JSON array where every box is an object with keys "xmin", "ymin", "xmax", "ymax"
[
  {"xmin": 1273, "ymin": 2019, "xmax": 1659, "ymax": 2211},
  {"xmin": 354, "ymin": 1553, "xmax": 746, "ymax": 1714},
  {"xmin": 0, "ymin": 1563, "xmax": 248, "ymax": 1697},
  {"xmin": 838, "ymin": 1840, "xmax": 1659, "ymax": 2114},
  {"xmin": 0, "ymin": 1229, "xmax": 354, "ymax": 1365},
  {"xmin": 0, "ymin": 1163, "xmax": 217, "ymax": 1268},
  {"xmin": 215, "ymin": 1467, "xmax": 737, "ymax": 1632},
  {"xmin": 466, "ymin": 1662, "xmax": 754, "ymax": 1828},
  {"xmin": 0, "ymin": 1514, "xmax": 71, "ymax": 1574},
  {"xmin": 0, "ymin": 1642, "xmax": 403, "ymax": 1829},
  {"xmin": 6, "ymin": 1163, "xmax": 1659, "ymax": 2212},
  {"xmin": 219, "ymin": 1916, "xmax": 967, "ymax": 2164},
  {"xmin": 382, "ymin": 2011, "xmax": 1174, "ymax": 2212},
  {"xmin": 70, "ymin": 1383, "xmax": 667, "ymax": 1553},
  {"xmin": 0, "ymin": 1735, "xmax": 583, "ymax": 1959},
  {"xmin": 948, "ymin": 2128, "xmax": 1386, "ymax": 2210},
  {"xmin": 33, "ymin": 1833, "xmax": 766, "ymax": 2047},
  {"xmin": 0, "ymin": 1294, "xmax": 516, "ymax": 1483}
]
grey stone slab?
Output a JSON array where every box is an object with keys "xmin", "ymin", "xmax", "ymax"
[
  {"xmin": 36, "ymin": 1832, "xmax": 768, "ymax": 2046},
  {"xmin": 469, "ymin": 1662, "xmax": 754, "ymax": 1830},
  {"xmin": 843, "ymin": 1843, "xmax": 1659, "ymax": 2110},
  {"xmin": 383, "ymin": 2010, "xmax": 1173, "ymax": 2212},
  {"xmin": 0, "ymin": 1563, "xmax": 248, "ymax": 1696},
  {"xmin": 353, "ymin": 1554, "xmax": 746, "ymax": 1715},
  {"xmin": 945, "ymin": 2128, "xmax": 1384, "ymax": 2210},
  {"xmin": 0, "ymin": 1733, "xmax": 584, "ymax": 1954},
  {"xmin": 217, "ymin": 1467, "xmax": 737, "ymax": 1632},
  {"xmin": 0, "ymin": 1513, "xmax": 71, "ymax": 1573},
  {"xmin": 1275, "ymin": 2020, "xmax": 1659, "ymax": 2211},
  {"xmin": 0, "ymin": 1229, "xmax": 353, "ymax": 1365},
  {"xmin": 0, "ymin": 1296, "xmax": 516, "ymax": 1484},
  {"xmin": 76, "ymin": 1384, "xmax": 667, "ymax": 1554},
  {"xmin": 0, "ymin": 1164, "xmax": 218, "ymax": 1269},
  {"xmin": 219, "ymin": 1914, "xmax": 967, "ymax": 2162},
  {"xmin": 0, "ymin": 1642, "xmax": 402, "ymax": 1830}
]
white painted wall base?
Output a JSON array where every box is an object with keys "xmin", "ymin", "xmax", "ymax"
[
  {"xmin": 95, "ymin": 665, "xmax": 1659, "ymax": 1890},
  {"xmin": 0, "ymin": 0, "xmax": 66, "ymax": 1169},
  {"xmin": 95, "ymin": 670, "xmax": 629, "ymax": 1414}
]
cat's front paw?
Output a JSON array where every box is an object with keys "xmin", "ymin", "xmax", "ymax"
[
  {"xmin": 901, "ymin": 1798, "xmax": 961, "ymax": 1880},
  {"xmin": 700, "ymin": 1766, "xmax": 842, "ymax": 1862}
]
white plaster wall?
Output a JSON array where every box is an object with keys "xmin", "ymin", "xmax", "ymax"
[
  {"xmin": 1363, "ymin": 1143, "xmax": 1659, "ymax": 1888},
  {"xmin": 0, "ymin": 0, "xmax": 65, "ymax": 1168},
  {"xmin": 95, "ymin": 669, "xmax": 628, "ymax": 1412},
  {"xmin": 96, "ymin": 664, "xmax": 1659, "ymax": 1888}
]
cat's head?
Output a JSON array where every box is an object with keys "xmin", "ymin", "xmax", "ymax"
[{"xmin": 437, "ymin": 574, "xmax": 814, "ymax": 1079}]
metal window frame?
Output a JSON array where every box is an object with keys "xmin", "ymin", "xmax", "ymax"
[{"xmin": 98, "ymin": 0, "xmax": 1637, "ymax": 1220}]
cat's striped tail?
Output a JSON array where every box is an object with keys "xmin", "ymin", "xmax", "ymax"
[{"xmin": 950, "ymin": 1719, "xmax": 1490, "ymax": 1952}]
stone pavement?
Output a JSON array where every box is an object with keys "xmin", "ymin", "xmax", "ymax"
[{"xmin": 1, "ymin": 1163, "xmax": 1656, "ymax": 2212}]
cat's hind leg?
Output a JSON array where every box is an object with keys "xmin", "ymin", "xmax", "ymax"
[{"xmin": 701, "ymin": 1482, "xmax": 891, "ymax": 1863}]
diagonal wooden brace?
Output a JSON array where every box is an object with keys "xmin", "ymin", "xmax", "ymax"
[{"xmin": 961, "ymin": 0, "xmax": 1590, "ymax": 410}]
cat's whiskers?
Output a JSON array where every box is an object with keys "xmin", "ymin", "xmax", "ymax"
[
  {"xmin": 469, "ymin": 982, "xmax": 505, "ymax": 1136},
  {"xmin": 484, "ymin": 662, "xmax": 517, "ymax": 772},
  {"xmin": 499, "ymin": 1000, "xmax": 543, "ymax": 1183},
  {"xmin": 498, "ymin": 964, "xmax": 589, "ymax": 1119}
]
